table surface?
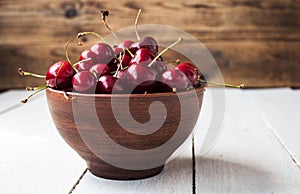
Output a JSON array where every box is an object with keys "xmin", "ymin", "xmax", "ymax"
[{"xmin": 0, "ymin": 88, "xmax": 300, "ymax": 194}]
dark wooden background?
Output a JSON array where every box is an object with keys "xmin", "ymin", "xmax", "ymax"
[{"xmin": 0, "ymin": 0, "xmax": 299, "ymax": 89}]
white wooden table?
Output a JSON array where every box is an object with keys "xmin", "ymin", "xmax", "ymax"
[{"xmin": 1, "ymin": 88, "xmax": 300, "ymax": 194}]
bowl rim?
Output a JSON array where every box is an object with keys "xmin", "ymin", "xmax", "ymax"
[{"xmin": 46, "ymin": 86, "xmax": 205, "ymax": 98}]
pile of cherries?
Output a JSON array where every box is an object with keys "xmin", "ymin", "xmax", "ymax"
[{"xmin": 46, "ymin": 36, "xmax": 203, "ymax": 94}]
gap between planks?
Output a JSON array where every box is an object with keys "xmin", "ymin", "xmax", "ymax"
[
  {"xmin": 69, "ymin": 168, "xmax": 88, "ymax": 194},
  {"xmin": 253, "ymin": 105, "xmax": 300, "ymax": 170}
]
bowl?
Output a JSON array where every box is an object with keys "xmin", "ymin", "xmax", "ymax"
[{"xmin": 46, "ymin": 86, "xmax": 205, "ymax": 180}]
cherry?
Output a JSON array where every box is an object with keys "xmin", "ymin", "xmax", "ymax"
[
  {"xmin": 89, "ymin": 63, "xmax": 111, "ymax": 78},
  {"xmin": 122, "ymin": 62, "xmax": 159, "ymax": 93},
  {"xmin": 96, "ymin": 75, "xmax": 125, "ymax": 94},
  {"xmin": 130, "ymin": 36, "xmax": 158, "ymax": 55},
  {"xmin": 150, "ymin": 61, "xmax": 167, "ymax": 75},
  {"xmin": 109, "ymin": 53, "xmax": 131, "ymax": 74},
  {"xmin": 46, "ymin": 61, "xmax": 76, "ymax": 89},
  {"xmin": 72, "ymin": 71, "xmax": 97, "ymax": 93},
  {"xmin": 75, "ymin": 60, "xmax": 94, "ymax": 72},
  {"xmin": 80, "ymin": 43, "xmax": 115, "ymax": 65},
  {"xmin": 114, "ymin": 40, "xmax": 134, "ymax": 55},
  {"xmin": 79, "ymin": 49, "xmax": 92, "ymax": 61},
  {"xmin": 132, "ymin": 60, "xmax": 167, "ymax": 76},
  {"xmin": 116, "ymin": 69, "xmax": 126, "ymax": 79},
  {"xmin": 161, "ymin": 69, "xmax": 190, "ymax": 92},
  {"xmin": 176, "ymin": 62, "xmax": 200, "ymax": 86},
  {"xmin": 129, "ymin": 48, "xmax": 155, "ymax": 66},
  {"xmin": 118, "ymin": 54, "xmax": 132, "ymax": 68}
]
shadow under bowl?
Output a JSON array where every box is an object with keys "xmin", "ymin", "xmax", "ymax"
[{"xmin": 46, "ymin": 86, "xmax": 205, "ymax": 180}]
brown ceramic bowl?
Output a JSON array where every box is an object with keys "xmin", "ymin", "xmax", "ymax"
[{"xmin": 46, "ymin": 86, "xmax": 205, "ymax": 180}]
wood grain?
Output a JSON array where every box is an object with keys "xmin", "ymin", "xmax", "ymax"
[{"xmin": 1, "ymin": 0, "xmax": 300, "ymax": 89}]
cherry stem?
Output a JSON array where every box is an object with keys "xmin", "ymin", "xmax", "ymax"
[
  {"xmin": 65, "ymin": 39, "xmax": 79, "ymax": 73},
  {"xmin": 65, "ymin": 39, "xmax": 74, "ymax": 65},
  {"xmin": 148, "ymin": 37, "xmax": 183, "ymax": 67},
  {"xmin": 199, "ymin": 79, "xmax": 245, "ymax": 89},
  {"xmin": 134, "ymin": 9, "xmax": 142, "ymax": 41},
  {"xmin": 101, "ymin": 10, "xmax": 119, "ymax": 41},
  {"xmin": 77, "ymin": 32, "xmax": 104, "ymax": 41},
  {"xmin": 113, "ymin": 62, "xmax": 122, "ymax": 77},
  {"xmin": 26, "ymin": 85, "xmax": 48, "ymax": 91},
  {"xmin": 100, "ymin": 10, "xmax": 134, "ymax": 58},
  {"xmin": 18, "ymin": 68, "xmax": 46, "ymax": 78},
  {"xmin": 21, "ymin": 86, "xmax": 48, "ymax": 103},
  {"xmin": 72, "ymin": 58, "xmax": 92, "ymax": 67}
]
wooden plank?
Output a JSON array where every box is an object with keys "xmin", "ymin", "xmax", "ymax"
[
  {"xmin": 246, "ymin": 88, "xmax": 300, "ymax": 167},
  {"xmin": 0, "ymin": 0, "xmax": 299, "ymax": 44},
  {"xmin": 1, "ymin": 0, "xmax": 300, "ymax": 89},
  {"xmin": 195, "ymin": 89, "xmax": 300, "ymax": 193},
  {"xmin": 0, "ymin": 91, "xmax": 86, "ymax": 194},
  {"xmin": 72, "ymin": 141, "xmax": 193, "ymax": 194}
]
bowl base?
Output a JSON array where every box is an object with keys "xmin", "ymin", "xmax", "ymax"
[{"xmin": 88, "ymin": 163, "xmax": 164, "ymax": 180}]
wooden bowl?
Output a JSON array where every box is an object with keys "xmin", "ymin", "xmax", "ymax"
[{"xmin": 46, "ymin": 86, "xmax": 205, "ymax": 180}]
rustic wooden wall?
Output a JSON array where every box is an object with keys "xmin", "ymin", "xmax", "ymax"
[{"xmin": 0, "ymin": 0, "xmax": 299, "ymax": 89}]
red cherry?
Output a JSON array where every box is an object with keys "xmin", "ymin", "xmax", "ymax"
[
  {"xmin": 114, "ymin": 40, "xmax": 134, "ymax": 55},
  {"xmin": 130, "ymin": 36, "xmax": 158, "ymax": 55},
  {"xmin": 122, "ymin": 62, "xmax": 159, "ymax": 93},
  {"xmin": 79, "ymin": 49, "xmax": 93, "ymax": 61},
  {"xmin": 149, "ymin": 61, "xmax": 167, "ymax": 75},
  {"xmin": 96, "ymin": 75, "xmax": 125, "ymax": 94},
  {"xmin": 134, "ymin": 60, "xmax": 167, "ymax": 76},
  {"xmin": 161, "ymin": 69, "xmax": 189, "ymax": 92},
  {"xmin": 123, "ymin": 40, "xmax": 135, "ymax": 48},
  {"xmin": 46, "ymin": 61, "xmax": 76, "ymax": 89},
  {"xmin": 89, "ymin": 63, "xmax": 110, "ymax": 78},
  {"xmin": 116, "ymin": 69, "xmax": 126, "ymax": 79},
  {"xmin": 176, "ymin": 62, "xmax": 200, "ymax": 86},
  {"xmin": 72, "ymin": 71, "xmax": 97, "ymax": 93},
  {"xmin": 119, "ymin": 54, "xmax": 132, "ymax": 68},
  {"xmin": 75, "ymin": 61, "xmax": 94, "ymax": 72},
  {"xmin": 129, "ymin": 48, "xmax": 155, "ymax": 66},
  {"xmin": 80, "ymin": 43, "xmax": 115, "ymax": 64}
]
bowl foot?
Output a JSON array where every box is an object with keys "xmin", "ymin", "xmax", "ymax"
[{"xmin": 87, "ymin": 162, "xmax": 164, "ymax": 180}]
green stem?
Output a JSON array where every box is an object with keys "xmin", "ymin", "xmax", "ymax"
[
  {"xmin": 21, "ymin": 86, "xmax": 48, "ymax": 103},
  {"xmin": 18, "ymin": 68, "xmax": 46, "ymax": 78},
  {"xmin": 26, "ymin": 85, "xmax": 48, "ymax": 91},
  {"xmin": 148, "ymin": 37, "xmax": 183, "ymax": 67},
  {"xmin": 65, "ymin": 39, "xmax": 79, "ymax": 73},
  {"xmin": 72, "ymin": 58, "xmax": 92, "ymax": 67},
  {"xmin": 77, "ymin": 32, "xmax": 104, "ymax": 40},
  {"xmin": 134, "ymin": 9, "xmax": 142, "ymax": 41},
  {"xmin": 199, "ymin": 79, "xmax": 245, "ymax": 89}
]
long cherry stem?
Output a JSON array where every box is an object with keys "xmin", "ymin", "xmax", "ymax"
[
  {"xmin": 26, "ymin": 85, "xmax": 48, "ymax": 91},
  {"xmin": 134, "ymin": 9, "xmax": 142, "ymax": 41},
  {"xmin": 72, "ymin": 58, "xmax": 92, "ymax": 67},
  {"xmin": 77, "ymin": 32, "xmax": 104, "ymax": 41},
  {"xmin": 199, "ymin": 79, "xmax": 245, "ymax": 89},
  {"xmin": 18, "ymin": 68, "xmax": 46, "ymax": 78},
  {"xmin": 21, "ymin": 86, "xmax": 48, "ymax": 103},
  {"xmin": 100, "ymin": 10, "xmax": 134, "ymax": 58},
  {"xmin": 148, "ymin": 37, "xmax": 183, "ymax": 67},
  {"xmin": 65, "ymin": 39, "xmax": 79, "ymax": 73},
  {"xmin": 101, "ymin": 10, "xmax": 119, "ymax": 41}
]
